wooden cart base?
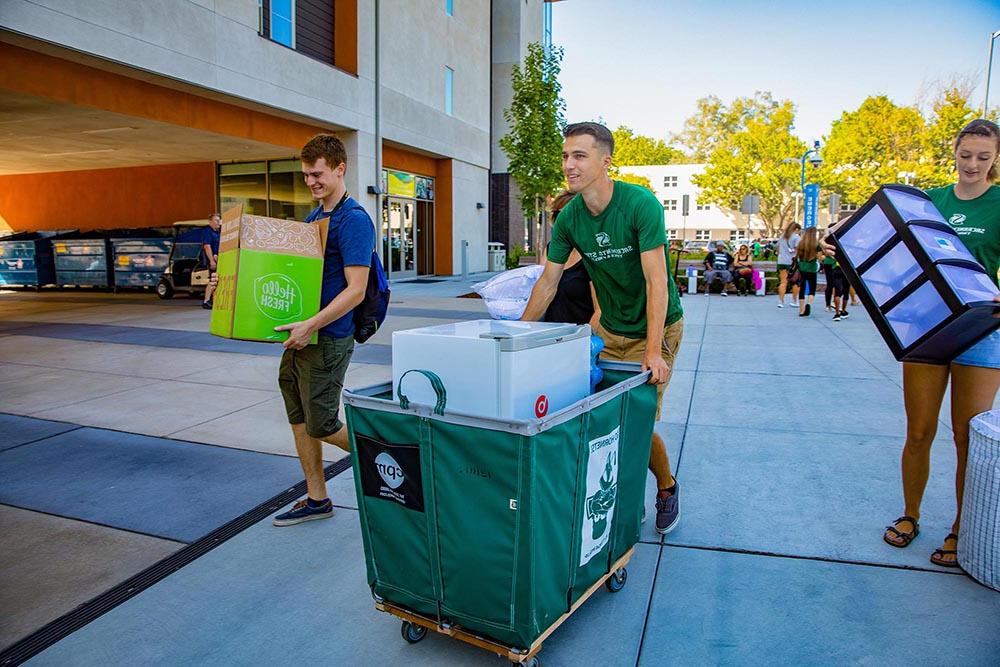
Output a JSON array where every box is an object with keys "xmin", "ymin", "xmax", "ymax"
[{"xmin": 375, "ymin": 547, "xmax": 634, "ymax": 665}]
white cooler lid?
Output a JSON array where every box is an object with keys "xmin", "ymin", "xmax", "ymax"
[{"xmin": 400, "ymin": 319, "xmax": 589, "ymax": 351}]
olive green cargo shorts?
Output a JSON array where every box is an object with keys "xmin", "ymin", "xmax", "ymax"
[{"xmin": 278, "ymin": 334, "xmax": 354, "ymax": 439}]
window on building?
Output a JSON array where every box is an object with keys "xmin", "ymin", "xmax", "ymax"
[
  {"xmin": 445, "ymin": 0, "xmax": 453, "ymax": 16},
  {"xmin": 665, "ymin": 229, "xmax": 678, "ymax": 240},
  {"xmin": 663, "ymin": 175, "xmax": 678, "ymax": 187},
  {"xmin": 268, "ymin": 159, "xmax": 314, "ymax": 220},
  {"xmin": 270, "ymin": 0, "xmax": 295, "ymax": 48},
  {"xmin": 695, "ymin": 229, "xmax": 710, "ymax": 241},
  {"xmin": 445, "ymin": 66, "xmax": 454, "ymax": 115},
  {"xmin": 696, "ymin": 201, "xmax": 710, "ymax": 211},
  {"xmin": 730, "ymin": 231, "xmax": 747, "ymax": 242},
  {"xmin": 663, "ymin": 199, "xmax": 677, "ymax": 211},
  {"xmin": 218, "ymin": 159, "xmax": 315, "ymax": 220},
  {"xmin": 840, "ymin": 202, "xmax": 859, "ymax": 212},
  {"xmin": 219, "ymin": 162, "xmax": 268, "ymax": 216}
]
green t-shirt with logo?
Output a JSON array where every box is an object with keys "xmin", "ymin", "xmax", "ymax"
[
  {"xmin": 926, "ymin": 184, "xmax": 1000, "ymax": 286},
  {"xmin": 548, "ymin": 181, "xmax": 683, "ymax": 338}
]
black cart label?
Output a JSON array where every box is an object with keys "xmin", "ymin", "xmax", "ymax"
[{"xmin": 356, "ymin": 435, "xmax": 424, "ymax": 512}]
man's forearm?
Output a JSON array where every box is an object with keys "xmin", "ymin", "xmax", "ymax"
[
  {"xmin": 644, "ymin": 278, "xmax": 668, "ymax": 352},
  {"xmin": 307, "ymin": 286, "xmax": 365, "ymax": 332},
  {"xmin": 521, "ymin": 279, "xmax": 558, "ymax": 321}
]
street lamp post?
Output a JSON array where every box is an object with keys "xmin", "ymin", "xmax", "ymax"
[
  {"xmin": 984, "ymin": 29, "xmax": 1000, "ymax": 116},
  {"xmin": 784, "ymin": 141, "xmax": 823, "ymax": 225}
]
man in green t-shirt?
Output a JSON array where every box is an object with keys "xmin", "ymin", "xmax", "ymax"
[{"xmin": 522, "ymin": 122, "xmax": 685, "ymax": 535}]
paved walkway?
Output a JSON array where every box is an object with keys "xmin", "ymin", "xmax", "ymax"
[{"xmin": 1, "ymin": 282, "xmax": 998, "ymax": 665}]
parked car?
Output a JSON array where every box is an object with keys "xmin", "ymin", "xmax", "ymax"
[{"xmin": 681, "ymin": 241, "xmax": 709, "ymax": 253}]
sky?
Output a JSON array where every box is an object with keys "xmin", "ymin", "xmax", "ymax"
[{"xmin": 551, "ymin": 0, "xmax": 1000, "ymax": 149}]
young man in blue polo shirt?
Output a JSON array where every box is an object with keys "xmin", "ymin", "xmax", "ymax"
[{"xmin": 272, "ymin": 134, "xmax": 375, "ymax": 526}]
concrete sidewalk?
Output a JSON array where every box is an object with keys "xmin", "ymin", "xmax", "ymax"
[{"xmin": 1, "ymin": 287, "xmax": 998, "ymax": 665}]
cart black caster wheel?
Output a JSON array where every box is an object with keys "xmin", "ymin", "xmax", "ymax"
[
  {"xmin": 511, "ymin": 658, "xmax": 539, "ymax": 667},
  {"xmin": 401, "ymin": 621, "xmax": 427, "ymax": 644},
  {"xmin": 605, "ymin": 567, "xmax": 627, "ymax": 593}
]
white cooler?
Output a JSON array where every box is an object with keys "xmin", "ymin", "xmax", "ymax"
[{"xmin": 391, "ymin": 320, "xmax": 591, "ymax": 420}]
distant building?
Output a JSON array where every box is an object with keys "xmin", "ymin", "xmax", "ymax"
[
  {"xmin": 618, "ymin": 164, "xmax": 766, "ymax": 244},
  {"xmin": 620, "ymin": 163, "xmax": 841, "ymax": 243}
]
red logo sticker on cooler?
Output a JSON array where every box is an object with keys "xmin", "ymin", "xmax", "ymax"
[{"xmin": 534, "ymin": 394, "xmax": 549, "ymax": 418}]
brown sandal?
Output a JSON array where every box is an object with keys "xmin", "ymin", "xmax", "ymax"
[
  {"xmin": 930, "ymin": 533, "xmax": 960, "ymax": 568},
  {"xmin": 883, "ymin": 516, "xmax": 919, "ymax": 548}
]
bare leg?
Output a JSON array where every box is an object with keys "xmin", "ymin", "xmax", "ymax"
[
  {"xmin": 649, "ymin": 432, "xmax": 674, "ymax": 489},
  {"xmin": 291, "ymin": 423, "xmax": 328, "ymax": 501},
  {"xmin": 778, "ymin": 269, "xmax": 788, "ymax": 303},
  {"xmin": 947, "ymin": 363, "xmax": 1000, "ymax": 535},
  {"xmin": 320, "ymin": 427, "xmax": 351, "ymax": 453},
  {"xmin": 884, "ymin": 362, "xmax": 949, "ymax": 546}
]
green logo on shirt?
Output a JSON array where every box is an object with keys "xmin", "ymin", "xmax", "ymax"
[
  {"xmin": 949, "ymin": 213, "xmax": 967, "ymax": 226},
  {"xmin": 595, "ymin": 232, "xmax": 611, "ymax": 247}
]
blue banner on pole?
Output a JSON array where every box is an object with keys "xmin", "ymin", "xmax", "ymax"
[{"xmin": 804, "ymin": 183, "xmax": 820, "ymax": 229}]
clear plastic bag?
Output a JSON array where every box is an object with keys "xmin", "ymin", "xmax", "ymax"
[{"xmin": 472, "ymin": 264, "xmax": 545, "ymax": 320}]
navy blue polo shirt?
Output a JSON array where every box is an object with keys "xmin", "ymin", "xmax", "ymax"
[
  {"xmin": 305, "ymin": 196, "xmax": 375, "ymax": 339},
  {"xmin": 202, "ymin": 227, "xmax": 220, "ymax": 256}
]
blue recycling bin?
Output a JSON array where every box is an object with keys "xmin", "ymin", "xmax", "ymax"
[
  {"xmin": 53, "ymin": 234, "xmax": 113, "ymax": 287},
  {"xmin": 0, "ymin": 231, "xmax": 59, "ymax": 288},
  {"xmin": 833, "ymin": 184, "xmax": 1000, "ymax": 364},
  {"xmin": 111, "ymin": 235, "xmax": 172, "ymax": 289}
]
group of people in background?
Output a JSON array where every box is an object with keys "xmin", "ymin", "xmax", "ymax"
[{"xmin": 775, "ymin": 222, "xmax": 856, "ymax": 319}]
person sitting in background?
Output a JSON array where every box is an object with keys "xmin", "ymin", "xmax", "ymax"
[
  {"xmin": 703, "ymin": 241, "xmax": 734, "ymax": 296},
  {"xmin": 732, "ymin": 244, "xmax": 754, "ymax": 295}
]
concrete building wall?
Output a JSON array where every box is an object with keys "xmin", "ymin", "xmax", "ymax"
[{"xmin": 450, "ymin": 159, "xmax": 489, "ymax": 273}]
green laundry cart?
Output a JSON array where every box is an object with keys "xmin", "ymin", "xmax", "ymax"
[{"xmin": 343, "ymin": 360, "xmax": 657, "ymax": 665}]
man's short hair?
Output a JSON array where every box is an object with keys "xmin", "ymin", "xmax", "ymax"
[
  {"xmin": 300, "ymin": 134, "xmax": 348, "ymax": 169},
  {"xmin": 563, "ymin": 122, "xmax": 614, "ymax": 156}
]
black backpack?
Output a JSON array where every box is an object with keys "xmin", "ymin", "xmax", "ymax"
[{"xmin": 354, "ymin": 250, "xmax": 390, "ymax": 343}]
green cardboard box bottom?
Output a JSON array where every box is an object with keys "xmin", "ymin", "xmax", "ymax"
[{"xmin": 210, "ymin": 205, "xmax": 328, "ymax": 343}]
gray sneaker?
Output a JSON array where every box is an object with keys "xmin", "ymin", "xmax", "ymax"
[{"xmin": 655, "ymin": 483, "xmax": 680, "ymax": 535}]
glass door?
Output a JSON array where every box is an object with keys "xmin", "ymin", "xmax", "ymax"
[{"xmin": 382, "ymin": 197, "xmax": 417, "ymax": 280}]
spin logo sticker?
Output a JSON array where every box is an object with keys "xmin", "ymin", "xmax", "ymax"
[{"xmin": 356, "ymin": 435, "xmax": 424, "ymax": 512}]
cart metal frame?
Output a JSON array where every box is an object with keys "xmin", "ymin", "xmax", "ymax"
[{"xmin": 379, "ymin": 547, "xmax": 633, "ymax": 666}]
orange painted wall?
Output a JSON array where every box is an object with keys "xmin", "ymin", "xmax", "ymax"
[
  {"xmin": 334, "ymin": 0, "xmax": 358, "ymax": 76},
  {"xmin": 382, "ymin": 145, "xmax": 452, "ymax": 275},
  {"xmin": 0, "ymin": 163, "xmax": 216, "ymax": 232},
  {"xmin": 0, "ymin": 44, "xmax": 331, "ymax": 149},
  {"xmin": 434, "ymin": 158, "xmax": 453, "ymax": 275},
  {"xmin": 383, "ymin": 146, "xmax": 437, "ymax": 178}
]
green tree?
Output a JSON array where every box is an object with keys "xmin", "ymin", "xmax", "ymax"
[
  {"xmin": 611, "ymin": 125, "xmax": 683, "ymax": 166},
  {"xmin": 919, "ymin": 87, "xmax": 977, "ymax": 188},
  {"xmin": 674, "ymin": 91, "xmax": 780, "ymax": 161},
  {"xmin": 691, "ymin": 100, "xmax": 806, "ymax": 237},
  {"xmin": 817, "ymin": 95, "xmax": 925, "ymax": 206},
  {"xmin": 500, "ymin": 43, "xmax": 566, "ymax": 251}
]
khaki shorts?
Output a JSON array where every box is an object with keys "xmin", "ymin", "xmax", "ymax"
[
  {"xmin": 593, "ymin": 318, "xmax": 684, "ymax": 419},
  {"xmin": 278, "ymin": 334, "xmax": 354, "ymax": 439}
]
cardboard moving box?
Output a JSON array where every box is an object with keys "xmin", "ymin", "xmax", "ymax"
[{"xmin": 210, "ymin": 205, "xmax": 328, "ymax": 343}]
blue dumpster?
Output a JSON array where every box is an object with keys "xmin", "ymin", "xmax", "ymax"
[
  {"xmin": 0, "ymin": 231, "xmax": 59, "ymax": 288},
  {"xmin": 111, "ymin": 235, "xmax": 172, "ymax": 289},
  {"xmin": 53, "ymin": 234, "xmax": 113, "ymax": 287}
]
